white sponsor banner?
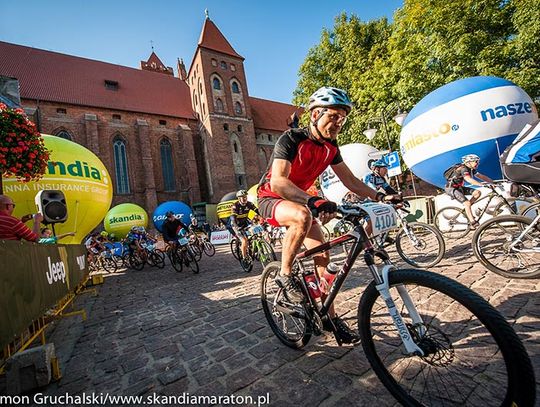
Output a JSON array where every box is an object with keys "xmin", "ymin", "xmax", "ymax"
[{"xmin": 210, "ymin": 230, "xmax": 231, "ymax": 245}]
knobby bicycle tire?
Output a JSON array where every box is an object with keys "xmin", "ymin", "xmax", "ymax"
[
  {"xmin": 183, "ymin": 250, "xmax": 199, "ymax": 274},
  {"xmin": 395, "ymin": 222, "xmax": 445, "ymax": 268},
  {"xmin": 169, "ymin": 250, "xmax": 183, "ymax": 272},
  {"xmin": 434, "ymin": 206, "xmax": 470, "ymax": 239},
  {"xmin": 358, "ymin": 269, "xmax": 535, "ymax": 406},
  {"xmin": 521, "ymin": 202, "xmax": 540, "ymax": 220},
  {"xmin": 472, "ymin": 215, "xmax": 540, "ymax": 278},
  {"xmin": 260, "ymin": 262, "xmax": 311, "ymax": 349},
  {"xmin": 203, "ymin": 240, "xmax": 216, "ymax": 257},
  {"xmin": 230, "ymin": 238, "xmax": 241, "ymax": 260}
]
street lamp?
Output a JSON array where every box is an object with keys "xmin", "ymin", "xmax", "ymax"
[{"xmin": 362, "ymin": 102, "xmax": 408, "ymax": 150}]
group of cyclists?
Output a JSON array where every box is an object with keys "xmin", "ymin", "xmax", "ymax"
[{"xmin": 84, "ymin": 85, "xmax": 506, "ymax": 344}]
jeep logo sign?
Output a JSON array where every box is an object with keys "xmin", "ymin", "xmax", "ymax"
[{"xmin": 47, "ymin": 257, "xmax": 67, "ymax": 285}]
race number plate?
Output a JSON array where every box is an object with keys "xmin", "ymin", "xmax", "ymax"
[
  {"xmin": 359, "ymin": 202, "xmax": 398, "ymax": 236},
  {"xmin": 251, "ymin": 225, "xmax": 264, "ymax": 235},
  {"xmin": 178, "ymin": 237, "xmax": 189, "ymax": 246}
]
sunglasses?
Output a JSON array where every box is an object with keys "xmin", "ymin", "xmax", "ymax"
[
  {"xmin": 320, "ymin": 109, "xmax": 348, "ymax": 126},
  {"xmin": 5, "ymin": 203, "xmax": 15, "ymax": 208}
]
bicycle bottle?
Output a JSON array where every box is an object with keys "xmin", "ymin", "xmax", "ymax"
[
  {"xmin": 320, "ymin": 262, "xmax": 340, "ymax": 293},
  {"xmin": 304, "ymin": 270, "xmax": 321, "ymax": 299}
]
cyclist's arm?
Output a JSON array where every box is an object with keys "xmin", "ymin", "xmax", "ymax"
[
  {"xmin": 463, "ymin": 173, "xmax": 484, "ymax": 187},
  {"xmin": 332, "ymin": 162, "xmax": 379, "ymax": 201},
  {"xmin": 476, "ymin": 173, "xmax": 494, "ymax": 184},
  {"xmin": 269, "ymin": 159, "xmax": 313, "ymax": 204}
]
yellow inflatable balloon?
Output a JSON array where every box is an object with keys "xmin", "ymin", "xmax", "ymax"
[
  {"xmin": 2, "ymin": 135, "xmax": 113, "ymax": 244},
  {"xmin": 247, "ymin": 184, "xmax": 258, "ymax": 207},
  {"xmin": 103, "ymin": 203, "xmax": 148, "ymax": 238}
]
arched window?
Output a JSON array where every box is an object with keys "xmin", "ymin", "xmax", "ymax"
[
  {"xmin": 216, "ymin": 98, "xmax": 224, "ymax": 112},
  {"xmin": 160, "ymin": 139, "xmax": 176, "ymax": 192},
  {"xmin": 232, "ymin": 81, "xmax": 240, "ymax": 94},
  {"xmin": 213, "ymin": 78, "xmax": 221, "ymax": 90},
  {"xmin": 235, "ymin": 102, "xmax": 243, "ymax": 115},
  {"xmin": 113, "ymin": 137, "xmax": 130, "ymax": 194},
  {"xmin": 55, "ymin": 130, "xmax": 72, "ymax": 140}
]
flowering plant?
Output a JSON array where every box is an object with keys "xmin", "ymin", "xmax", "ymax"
[{"xmin": 0, "ymin": 102, "xmax": 50, "ymax": 184}]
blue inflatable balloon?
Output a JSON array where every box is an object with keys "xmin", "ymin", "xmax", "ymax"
[
  {"xmin": 152, "ymin": 201, "xmax": 193, "ymax": 232},
  {"xmin": 400, "ymin": 76, "xmax": 538, "ymax": 188}
]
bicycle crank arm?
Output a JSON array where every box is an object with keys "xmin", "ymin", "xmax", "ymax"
[{"xmin": 274, "ymin": 303, "xmax": 306, "ymax": 319}]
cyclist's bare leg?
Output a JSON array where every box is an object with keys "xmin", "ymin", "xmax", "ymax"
[
  {"xmin": 463, "ymin": 200, "xmax": 475, "ymax": 223},
  {"xmin": 303, "ymin": 222, "xmax": 338, "ymax": 318},
  {"xmin": 273, "ymin": 200, "xmax": 312, "ymax": 276},
  {"xmin": 240, "ymin": 235, "xmax": 249, "ymax": 258}
]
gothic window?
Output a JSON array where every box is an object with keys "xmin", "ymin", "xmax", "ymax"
[
  {"xmin": 232, "ymin": 81, "xmax": 240, "ymax": 94},
  {"xmin": 235, "ymin": 102, "xmax": 243, "ymax": 115},
  {"xmin": 233, "ymin": 141, "xmax": 238, "ymax": 153},
  {"xmin": 55, "ymin": 130, "xmax": 72, "ymax": 140},
  {"xmin": 216, "ymin": 98, "xmax": 224, "ymax": 112},
  {"xmin": 211, "ymin": 59, "xmax": 217, "ymax": 67},
  {"xmin": 160, "ymin": 138, "xmax": 176, "ymax": 192},
  {"xmin": 237, "ymin": 125, "xmax": 243, "ymax": 132},
  {"xmin": 220, "ymin": 61, "xmax": 227, "ymax": 70},
  {"xmin": 213, "ymin": 78, "xmax": 221, "ymax": 90},
  {"xmin": 113, "ymin": 137, "xmax": 130, "ymax": 194},
  {"xmin": 224, "ymin": 123, "xmax": 229, "ymax": 131}
]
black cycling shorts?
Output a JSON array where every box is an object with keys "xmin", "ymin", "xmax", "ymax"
[{"xmin": 445, "ymin": 186, "xmax": 475, "ymax": 203}]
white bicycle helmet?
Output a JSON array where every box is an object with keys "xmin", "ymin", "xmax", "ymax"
[
  {"xmin": 308, "ymin": 87, "xmax": 353, "ymax": 114},
  {"xmin": 236, "ymin": 189, "xmax": 248, "ymax": 198},
  {"xmin": 462, "ymin": 154, "xmax": 480, "ymax": 163}
]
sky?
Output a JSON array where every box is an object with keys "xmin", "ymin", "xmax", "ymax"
[{"xmin": 1, "ymin": 0, "xmax": 403, "ymax": 104}]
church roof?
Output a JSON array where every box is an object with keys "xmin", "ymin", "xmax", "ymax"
[
  {"xmin": 0, "ymin": 41, "xmax": 195, "ymax": 119},
  {"xmin": 250, "ymin": 97, "xmax": 302, "ymax": 132},
  {"xmin": 198, "ymin": 18, "xmax": 243, "ymax": 60}
]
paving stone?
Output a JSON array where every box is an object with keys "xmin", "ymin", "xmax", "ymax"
[
  {"xmin": 157, "ymin": 365, "xmax": 187, "ymax": 385},
  {"xmin": 224, "ymin": 366, "xmax": 262, "ymax": 393},
  {"xmin": 193, "ymin": 363, "xmax": 227, "ymax": 386}
]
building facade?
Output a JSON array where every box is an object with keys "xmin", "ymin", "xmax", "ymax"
[{"xmin": 0, "ymin": 16, "xmax": 300, "ymax": 214}]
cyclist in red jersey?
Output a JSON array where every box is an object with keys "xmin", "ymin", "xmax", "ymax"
[{"xmin": 257, "ymin": 86, "xmax": 400, "ymax": 343}]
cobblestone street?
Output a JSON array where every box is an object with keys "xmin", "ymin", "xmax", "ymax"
[{"xmin": 25, "ymin": 238, "xmax": 540, "ymax": 406}]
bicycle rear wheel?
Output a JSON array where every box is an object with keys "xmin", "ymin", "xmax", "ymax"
[
  {"xmin": 358, "ymin": 269, "xmax": 535, "ymax": 406},
  {"xmin": 472, "ymin": 215, "xmax": 540, "ymax": 278},
  {"xmin": 434, "ymin": 206, "xmax": 470, "ymax": 239},
  {"xmin": 395, "ymin": 222, "xmax": 446, "ymax": 268},
  {"xmin": 260, "ymin": 262, "xmax": 311, "ymax": 349},
  {"xmin": 230, "ymin": 237, "xmax": 241, "ymax": 260}
]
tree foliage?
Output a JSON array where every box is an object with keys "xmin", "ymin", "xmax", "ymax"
[{"xmin": 294, "ymin": 0, "xmax": 540, "ymax": 153}]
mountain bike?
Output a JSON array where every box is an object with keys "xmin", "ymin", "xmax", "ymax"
[
  {"xmin": 260, "ymin": 201, "xmax": 535, "ymax": 406},
  {"xmin": 472, "ymin": 212, "xmax": 540, "ymax": 278},
  {"xmin": 88, "ymin": 248, "xmax": 117, "ymax": 273},
  {"xmin": 166, "ymin": 235, "xmax": 199, "ymax": 274},
  {"xmin": 337, "ymin": 201, "xmax": 445, "ymax": 268},
  {"xmin": 434, "ymin": 183, "xmax": 519, "ymax": 239},
  {"xmin": 237, "ymin": 224, "xmax": 277, "ymax": 272}
]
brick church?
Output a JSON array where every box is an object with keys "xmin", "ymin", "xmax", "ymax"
[{"xmin": 0, "ymin": 15, "xmax": 300, "ymax": 214}]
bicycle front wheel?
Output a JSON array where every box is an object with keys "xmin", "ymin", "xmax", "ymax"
[
  {"xmin": 472, "ymin": 215, "xmax": 540, "ymax": 278},
  {"xmin": 434, "ymin": 206, "xmax": 470, "ymax": 239},
  {"xmin": 358, "ymin": 269, "xmax": 535, "ymax": 406},
  {"xmin": 395, "ymin": 222, "xmax": 446, "ymax": 268},
  {"xmin": 203, "ymin": 240, "xmax": 216, "ymax": 257},
  {"xmin": 256, "ymin": 239, "xmax": 277, "ymax": 269},
  {"xmin": 521, "ymin": 201, "xmax": 540, "ymax": 220},
  {"xmin": 260, "ymin": 262, "xmax": 311, "ymax": 349}
]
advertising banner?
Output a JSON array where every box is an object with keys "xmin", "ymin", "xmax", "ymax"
[
  {"xmin": 0, "ymin": 241, "xmax": 89, "ymax": 348},
  {"xmin": 210, "ymin": 230, "xmax": 231, "ymax": 245}
]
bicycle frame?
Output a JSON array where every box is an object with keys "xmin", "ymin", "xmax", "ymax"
[
  {"xmin": 473, "ymin": 186, "xmax": 514, "ymax": 218},
  {"xmin": 293, "ymin": 217, "xmax": 425, "ymax": 355}
]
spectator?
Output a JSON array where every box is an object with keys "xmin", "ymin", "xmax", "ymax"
[
  {"xmin": 0, "ymin": 194, "xmax": 43, "ymax": 242},
  {"xmin": 39, "ymin": 227, "xmax": 76, "ymax": 244}
]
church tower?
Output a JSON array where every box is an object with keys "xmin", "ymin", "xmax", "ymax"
[{"xmin": 187, "ymin": 12, "xmax": 259, "ymax": 202}]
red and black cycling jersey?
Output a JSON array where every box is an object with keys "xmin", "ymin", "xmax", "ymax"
[
  {"xmin": 231, "ymin": 201, "xmax": 258, "ymax": 228},
  {"xmin": 258, "ymin": 128, "xmax": 343, "ymax": 199}
]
